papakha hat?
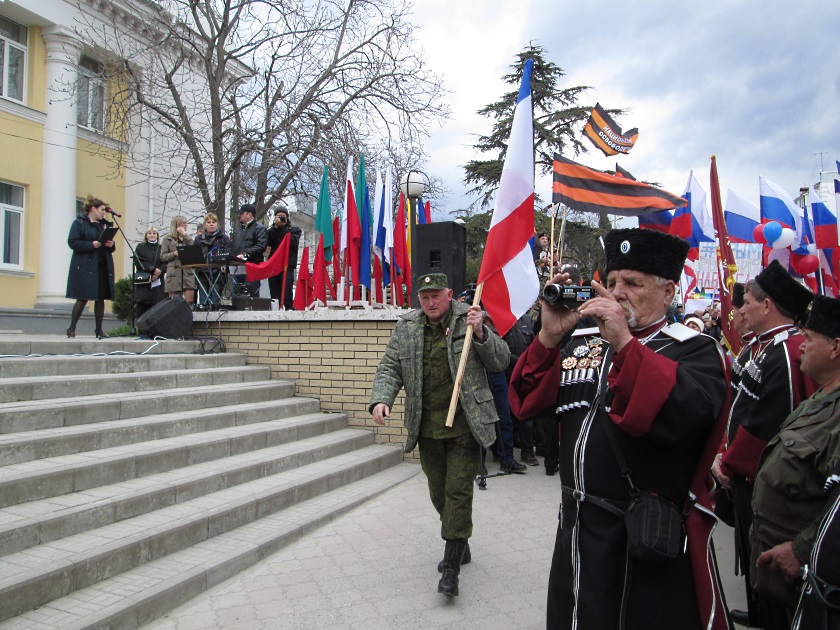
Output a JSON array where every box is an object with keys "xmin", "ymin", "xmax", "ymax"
[
  {"xmin": 754, "ymin": 260, "xmax": 813, "ymax": 322},
  {"xmin": 417, "ymin": 273, "xmax": 449, "ymax": 292},
  {"xmin": 603, "ymin": 228, "xmax": 689, "ymax": 283},
  {"xmin": 732, "ymin": 283, "xmax": 746, "ymax": 309},
  {"xmin": 804, "ymin": 295, "xmax": 840, "ymax": 339}
]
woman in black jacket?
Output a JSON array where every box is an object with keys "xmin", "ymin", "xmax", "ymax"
[
  {"xmin": 134, "ymin": 226, "xmax": 166, "ymax": 319},
  {"xmin": 66, "ymin": 196, "xmax": 116, "ymax": 338}
]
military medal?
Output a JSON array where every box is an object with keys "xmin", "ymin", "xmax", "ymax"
[
  {"xmin": 562, "ymin": 357, "xmax": 578, "ymax": 370},
  {"xmin": 577, "ymin": 358, "xmax": 590, "ymax": 368},
  {"xmin": 590, "ymin": 346, "xmax": 602, "ymax": 356},
  {"xmin": 590, "ymin": 357, "xmax": 602, "ymax": 368},
  {"xmin": 573, "ymin": 345, "xmax": 588, "ymax": 358}
]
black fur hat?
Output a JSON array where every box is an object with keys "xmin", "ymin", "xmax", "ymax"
[
  {"xmin": 603, "ymin": 228, "xmax": 689, "ymax": 283},
  {"xmin": 805, "ymin": 295, "xmax": 840, "ymax": 339},
  {"xmin": 754, "ymin": 260, "xmax": 813, "ymax": 322},
  {"xmin": 732, "ymin": 283, "xmax": 746, "ymax": 309}
]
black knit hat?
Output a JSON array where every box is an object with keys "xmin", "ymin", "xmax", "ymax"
[
  {"xmin": 275, "ymin": 205, "xmax": 289, "ymax": 217},
  {"xmin": 804, "ymin": 295, "xmax": 840, "ymax": 339},
  {"xmin": 732, "ymin": 283, "xmax": 746, "ymax": 309},
  {"xmin": 603, "ymin": 228, "xmax": 690, "ymax": 283},
  {"xmin": 754, "ymin": 260, "xmax": 813, "ymax": 322}
]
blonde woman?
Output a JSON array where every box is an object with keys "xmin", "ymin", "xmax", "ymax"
[
  {"xmin": 134, "ymin": 226, "xmax": 166, "ymax": 318},
  {"xmin": 159, "ymin": 215, "xmax": 196, "ymax": 303}
]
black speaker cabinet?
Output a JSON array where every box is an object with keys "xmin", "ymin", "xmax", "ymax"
[
  {"xmin": 137, "ymin": 296, "xmax": 193, "ymax": 339},
  {"xmin": 412, "ymin": 222, "xmax": 467, "ymax": 300}
]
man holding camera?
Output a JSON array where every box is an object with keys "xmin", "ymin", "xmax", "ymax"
[
  {"xmin": 509, "ymin": 228, "xmax": 730, "ymax": 630},
  {"xmin": 265, "ymin": 206, "xmax": 301, "ymax": 310}
]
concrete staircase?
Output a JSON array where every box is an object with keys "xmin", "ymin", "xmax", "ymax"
[{"xmin": 0, "ymin": 337, "xmax": 412, "ymax": 630}]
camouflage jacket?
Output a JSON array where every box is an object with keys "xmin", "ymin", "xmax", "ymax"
[{"xmin": 369, "ymin": 301, "xmax": 511, "ymax": 452}]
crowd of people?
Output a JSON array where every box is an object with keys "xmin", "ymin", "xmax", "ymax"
[
  {"xmin": 370, "ymin": 227, "xmax": 840, "ymax": 630},
  {"xmin": 64, "ymin": 199, "xmax": 305, "ymax": 336}
]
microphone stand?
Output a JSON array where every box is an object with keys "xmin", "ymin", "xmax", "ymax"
[{"xmin": 105, "ymin": 210, "xmax": 140, "ymax": 336}]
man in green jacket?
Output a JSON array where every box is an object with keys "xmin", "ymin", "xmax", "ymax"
[
  {"xmin": 750, "ymin": 295, "xmax": 840, "ymax": 627},
  {"xmin": 370, "ymin": 273, "xmax": 510, "ymax": 597}
]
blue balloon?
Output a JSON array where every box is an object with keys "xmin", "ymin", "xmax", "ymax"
[{"xmin": 763, "ymin": 221, "xmax": 783, "ymax": 246}]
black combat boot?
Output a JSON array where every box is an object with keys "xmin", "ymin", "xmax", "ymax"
[
  {"xmin": 438, "ymin": 540, "xmax": 470, "ymax": 572},
  {"xmin": 437, "ymin": 539, "xmax": 467, "ymax": 597}
]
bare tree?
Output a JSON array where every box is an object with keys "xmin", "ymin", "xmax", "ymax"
[{"xmin": 78, "ymin": 0, "xmax": 448, "ymax": 224}]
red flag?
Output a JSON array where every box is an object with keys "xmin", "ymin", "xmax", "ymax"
[
  {"xmin": 312, "ymin": 233, "xmax": 328, "ymax": 305},
  {"xmin": 293, "ymin": 247, "xmax": 312, "ymax": 310},
  {"xmin": 372, "ymin": 256, "xmax": 384, "ymax": 303},
  {"xmin": 246, "ymin": 233, "xmax": 289, "ymax": 282},
  {"xmin": 331, "ymin": 216, "xmax": 341, "ymax": 294},
  {"xmin": 346, "ymin": 179, "xmax": 362, "ymax": 288},
  {"xmin": 392, "ymin": 192, "xmax": 412, "ymax": 301},
  {"xmin": 710, "ymin": 156, "xmax": 741, "ymax": 355},
  {"xmin": 423, "ymin": 200, "xmax": 432, "ymax": 224}
]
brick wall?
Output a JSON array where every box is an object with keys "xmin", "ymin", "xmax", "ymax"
[{"xmin": 194, "ymin": 310, "xmax": 417, "ymax": 460}]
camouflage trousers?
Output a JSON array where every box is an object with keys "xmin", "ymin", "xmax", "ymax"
[{"xmin": 418, "ymin": 432, "xmax": 481, "ymax": 541}]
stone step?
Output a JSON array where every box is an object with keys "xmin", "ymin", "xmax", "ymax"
[
  {"xmin": 0, "ymin": 351, "xmax": 246, "ymax": 379},
  {"xmin": 0, "ymin": 337, "xmax": 204, "ymax": 358},
  {"xmin": 0, "ymin": 445, "xmax": 407, "ymax": 623},
  {"xmin": 0, "ymin": 421, "xmax": 361, "ymax": 556},
  {"xmin": 0, "ymin": 406, "xmax": 344, "ymax": 508},
  {"xmin": 0, "ymin": 380, "xmax": 294, "ymax": 434},
  {"xmin": 0, "ymin": 364, "xmax": 271, "ymax": 404},
  {"xmin": 0, "ymin": 397, "xmax": 323, "ymax": 467}
]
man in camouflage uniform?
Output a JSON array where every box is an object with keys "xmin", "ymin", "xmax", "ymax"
[{"xmin": 370, "ymin": 273, "xmax": 510, "ymax": 597}]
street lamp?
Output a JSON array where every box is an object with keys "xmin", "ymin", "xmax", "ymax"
[{"xmin": 399, "ymin": 170, "xmax": 427, "ymax": 307}]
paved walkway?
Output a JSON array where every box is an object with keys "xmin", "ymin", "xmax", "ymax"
[{"xmin": 142, "ymin": 462, "xmax": 747, "ymax": 630}]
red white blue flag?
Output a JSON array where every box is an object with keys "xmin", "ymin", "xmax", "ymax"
[{"xmin": 477, "ymin": 59, "xmax": 540, "ymax": 337}]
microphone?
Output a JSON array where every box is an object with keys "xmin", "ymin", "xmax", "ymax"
[{"xmin": 104, "ymin": 207, "xmax": 122, "ymax": 218}]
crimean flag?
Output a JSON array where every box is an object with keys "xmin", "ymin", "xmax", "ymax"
[
  {"xmin": 476, "ymin": 58, "xmax": 540, "ymax": 338},
  {"xmin": 245, "ymin": 233, "xmax": 289, "ymax": 282},
  {"xmin": 583, "ymin": 103, "xmax": 639, "ymax": 157},
  {"xmin": 553, "ymin": 155, "xmax": 687, "ymax": 216},
  {"xmin": 638, "ymin": 210, "xmax": 673, "ymax": 233},
  {"xmin": 710, "ymin": 156, "xmax": 741, "ymax": 356},
  {"xmin": 292, "ymin": 246, "xmax": 312, "ymax": 310},
  {"xmin": 315, "ymin": 166, "xmax": 333, "ymax": 261}
]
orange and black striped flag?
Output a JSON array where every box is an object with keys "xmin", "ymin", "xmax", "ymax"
[
  {"xmin": 553, "ymin": 155, "xmax": 687, "ymax": 217},
  {"xmin": 583, "ymin": 103, "xmax": 639, "ymax": 156}
]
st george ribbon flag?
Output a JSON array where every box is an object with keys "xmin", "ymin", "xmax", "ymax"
[
  {"xmin": 582, "ymin": 102, "xmax": 639, "ymax": 157},
  {"xmin": 553, "ymin": 156, "xmax": 687, "ymax": 216},
  {"xmin": 476, "ymin": 58, "xmax": 540, "ymax": 338}
]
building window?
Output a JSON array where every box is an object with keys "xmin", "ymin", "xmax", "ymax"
[
  {"xmin": 77, "ymin": 56, "xmax": 105, "ymax": 131},
  {"xmin": 0, "ymin": 15, "xmax": 27, "ymax": 103},
  {"xmin": 0, "ymin": 182, "xmax": 24, "ymax": 268}
]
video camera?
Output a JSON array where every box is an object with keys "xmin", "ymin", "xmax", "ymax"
[{"xmin": 542, "ymin": 284, "xmax": 593, "ymax": 307}]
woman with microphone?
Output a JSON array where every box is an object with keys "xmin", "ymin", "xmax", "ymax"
[{"xmin": 65, "ymin": 195, "xmax": 116, "ymax": 338}]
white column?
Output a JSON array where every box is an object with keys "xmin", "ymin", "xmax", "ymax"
[{"xmin": 36, "ymin": 26, "xmax": 81, "ymax": 309}]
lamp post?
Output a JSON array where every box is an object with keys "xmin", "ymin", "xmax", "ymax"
[{"xmin": 399, "ymin": 170, "xmax": 427, "ymax": 306}]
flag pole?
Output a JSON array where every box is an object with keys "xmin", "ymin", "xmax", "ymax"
[
  {"xmin": 548, "ymin": 203, "xmax": 557, "ymax": 276},
  {"xmin": 445, "ymin": 283, "xmax": 484, "ymax": 428},
  {"xmin": 557, "ymin": 204, "xmax": 568, "ymax": 268}
]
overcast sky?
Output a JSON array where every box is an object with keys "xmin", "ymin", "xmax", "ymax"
[{"xmin": 409, "ymin": 0, "xmax": 840, "ymax": 220}]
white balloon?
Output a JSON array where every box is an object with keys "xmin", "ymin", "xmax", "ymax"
[{"xmin": 772, "ymin": 228, "xmax": 796, "ymax": 249}]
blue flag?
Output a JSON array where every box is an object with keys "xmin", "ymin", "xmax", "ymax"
[{"xmin": 360, "ymin": 184, "xmax": 372, "ymax": 289}]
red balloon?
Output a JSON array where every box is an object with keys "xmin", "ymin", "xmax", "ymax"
[
  {"xmin": 796, "ymin": 255, "xmax": 820, "ymax": 275},
  {"xmin": 753, "ymin": 224, "xmax": 767, "ymax": 244}
]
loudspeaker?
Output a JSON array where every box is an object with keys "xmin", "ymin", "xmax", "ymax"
[
  {"xmin": 412, "ymin": 221, "xmax": 467, "ymax": 297},
  {"xmin": 232, "ymin": 297, "xmax": 273, "ymax": 311},
  {"xmin": 137, "ymin": 296, "xmax": 193, "ymax": 339}
]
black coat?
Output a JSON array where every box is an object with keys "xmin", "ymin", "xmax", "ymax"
[
  {"xmin": 66, "ymin": 216, "xmax": 115, "ymax": 300},
  {"xmin": 196, "ymin": 230, "xmax": 231, "ymax": 257},
  {"xmin": 230, "ymin": 220, "xmax": 268, "ymax": 262},
  {"xmin": 133, "ymin": 241, "xmax": 166, "ymax": 305},
  {"xmin": 266, "ymin": 224, "xmax": 302, "ymax": 268}
]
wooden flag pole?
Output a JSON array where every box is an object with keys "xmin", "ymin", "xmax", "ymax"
[
  {"xmin": 445, "ymin": 283, "xmax": 484, "ymax": 428},
  {"xmin": 549, "ymin": 203, "xmax": 557, "ymax": 274},
  {"xmin": 557, "ymin": 204, "xmax": 568, "ymax": 269}
]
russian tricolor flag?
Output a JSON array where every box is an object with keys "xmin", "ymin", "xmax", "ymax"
[
  {"xmin": 724, "ymin": 190, "xmax": 760, "ymax": 243},
  {"xmin": 759, "ymin": 177, "xmax": 802, "ymax": 237},
  {"xmin": 476, "ymin": 58, "xmax": 540, "ymax": 337}
]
